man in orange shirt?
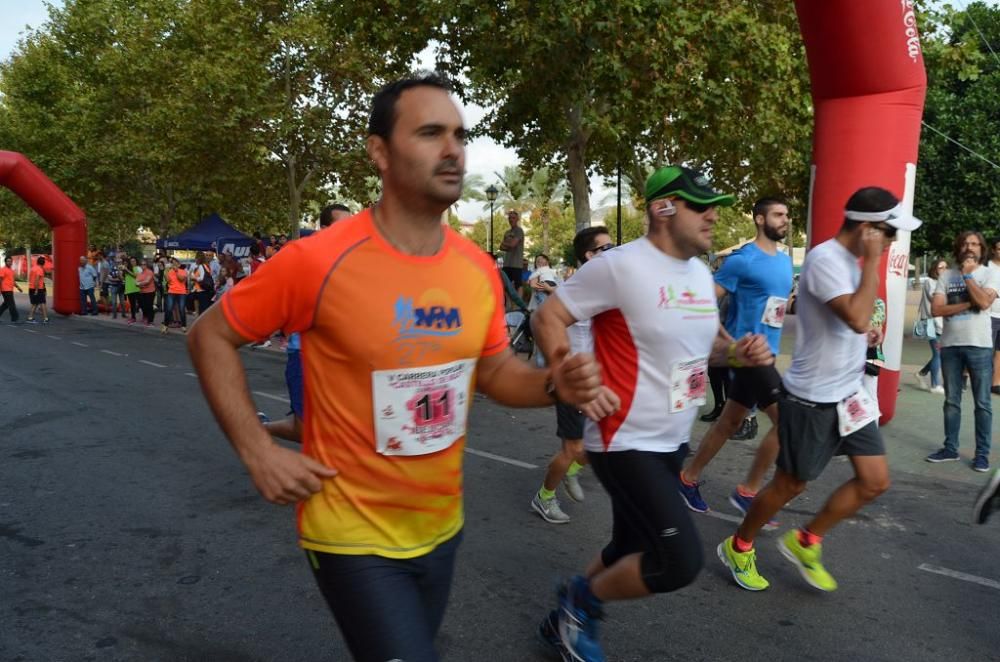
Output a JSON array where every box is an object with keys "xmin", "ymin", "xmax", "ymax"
[
  {"xmin": 26, "ymin": 256, "xmax": 48, "ymax": 324},
  {"xmin": 0, "ymin": 256, "xmax": 23, "ymax": 323},
  {"xmin": 188, "ymin": 73, "xmax": 607, "ymax": 662}
]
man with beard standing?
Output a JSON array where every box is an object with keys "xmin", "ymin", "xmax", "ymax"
[{"xmin": 678, "ymin": 198, "xmax": 793, "ymax": 516}]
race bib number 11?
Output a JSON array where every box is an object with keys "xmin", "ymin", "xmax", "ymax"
[{"xmin": 372, "ymin": 359, "xmax": 475, "ymax": 456}]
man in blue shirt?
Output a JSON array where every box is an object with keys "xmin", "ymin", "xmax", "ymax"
[
  {"xmin": 679, "ymin": 198, "xmax": 794, "ymax": 514},
  {"xmin": 78, "ymin": 255, "xmax": 99, "ymax": 315}
]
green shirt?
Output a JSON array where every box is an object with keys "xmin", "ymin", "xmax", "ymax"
[{"xmin": 123, "ymin": 271, "xmax": 139, "ymax": 295}]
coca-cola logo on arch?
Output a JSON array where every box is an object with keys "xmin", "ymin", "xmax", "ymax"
[
  {"xmin": 887, "ymin": 246, "xmax": 909, "ymax": 279},
  {"xmin": 901, "ymin": 0, "xmax": 922, "ymax": 62}
]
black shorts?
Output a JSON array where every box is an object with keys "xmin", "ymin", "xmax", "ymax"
[
  {"xmin": 28, "ymin": 289, "xmax": 46, "ymax": 305},
  {"xmin": 727, "ymin": 363, "xmax": 783, "ymax": 410},
  {"xmin": 776, "ymin": 389, "xmax": 885, "ymax": 482},
  {"xmin": 992, "ymin": 317, "xmax": 1000, "ymax": 351},
  {"xmin": 555, "ymin": 402, "xmax": 584, "ymax": 440},
  {"xmin": 502, "ymin": 266, "xmax": 523, "ymax": 290},
  {"xmin": 587, "ymin": 447, "xmax": 702, "ymax": 593}
]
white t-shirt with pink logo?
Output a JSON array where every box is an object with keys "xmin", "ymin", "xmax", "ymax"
[{"xmin": 555, "ymin": 237, "xmax": 718, "ymax": 453}]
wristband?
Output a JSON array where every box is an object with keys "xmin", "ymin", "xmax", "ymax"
[
  {"xmin": 962, "ymin": 273, "xmax": 973, "ymax": 280},
  {"xmin": 727, "ymin": 342, "xmax": 744, "ymax": 369}
]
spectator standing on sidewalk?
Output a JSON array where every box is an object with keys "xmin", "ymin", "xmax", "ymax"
[
  {"xmin": 915, "ymin": 258, "xmax": 947, "ymax": 394},
  {"xmin": 926, "ymin": 230, "xmax": 1000, "ymax": 472},
  {"xmin": 136, "ymin": 259, "xmax": 156, "ymax": 327},
  {"xmin": 106, "ymin": 255, "xmax": 125, "ymax": 319},
  {"xmin": 27, "ymin": 256, "xmax": 49, "ymax": 324},
  {"xmin": 0, "ymin": 256, "xmax": 22, "ymax": 323},
  {"xmin": 78, "ymin": 256, "xmax": 99, "ymax": 315},
  {"xmin": 161, "ymin": 257, "xmax": 189, "ymax": 333},
  {"xmin": 123, "ymin": 256, "xmax": 141, "ymax": 325},
  {"xmin": 500, "ymin": 210, "xmax": 525, "ymax": 290},
  {"xmin": 191, "ymin": 252, "xmax": 214, "ymax": 316}
]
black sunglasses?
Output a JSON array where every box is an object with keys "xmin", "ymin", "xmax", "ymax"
[
  {"xmin": 591, "ymin": 243, "xmax": 614, "ymax": 253},
  {"xmin": 681, "ymin": 199, "xmax": 714, "ymax": 214}
]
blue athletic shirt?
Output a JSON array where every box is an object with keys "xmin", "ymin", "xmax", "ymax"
[{"xmin": 714, "ymin": 242, "xmax": 793, "ymax": 355}]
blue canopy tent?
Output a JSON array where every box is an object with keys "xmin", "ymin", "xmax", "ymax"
[{"xmin": 156, "ymin": 213, "xmax": 255, "ymax": 257}]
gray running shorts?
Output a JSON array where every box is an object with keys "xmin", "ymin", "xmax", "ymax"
[{"xmin": 776, "ymin": 389, "xmax": 885, "ymax": 482}]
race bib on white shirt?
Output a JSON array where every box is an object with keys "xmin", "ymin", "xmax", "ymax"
[
  {"xmin": 372, "ymin": 359, "xmax": 474, "ymax": 456},
  {"xmin": 836, "ymin": 388, "xmax": 879, "ymax": 437},
  {"xmin": 668, "ymin": 357, "xmax": 708, "ymax": 414},
  {"xmin": 761, "ymin": 296, "xmax": 788, "ymax": 328}
]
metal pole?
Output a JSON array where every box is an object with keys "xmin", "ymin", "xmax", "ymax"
[
  {"xmin": 488, "ymin": 201, "xmax": 494, "ymax": 254},
  {"xmin": 616, "ymin": 163, "xmax": 622, "ymax": 245}
]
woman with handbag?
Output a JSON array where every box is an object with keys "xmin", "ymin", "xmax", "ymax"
[{"xmin": 915, "ymin": 259, "xmax": 947, "ymax": 393}]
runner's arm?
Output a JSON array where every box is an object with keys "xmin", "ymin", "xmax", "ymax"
[
  {"xmin": 824, "ymin": 256, "xmax": 880, "ymax": 333},
  {"xmin": 187, "ymin": 305, "xmax": 335, "ymax": 504}
]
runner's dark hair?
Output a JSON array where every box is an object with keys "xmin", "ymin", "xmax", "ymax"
[
  {"xmin": 752, "ymin": 197, "xmax": 787, "ymax": 221},
  {"xmin": 841, "ymin": 187, "xmax": 899, "ymax": 233},
  {"xmin": 319, "ymin": 203, "xmax": 351, "ymax": 228},
  {"xmin": 368, "ymin": 72, "xmax": 453, "ymax": 140},
  {"xmin": 573, "ymin": 226, "xmax": 610, "ymax": 265}
]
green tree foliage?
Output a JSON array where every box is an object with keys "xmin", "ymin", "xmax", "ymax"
[
  {"xmin": 912, "ymin": 1, "xmax": 1000, "ymax": 256},
  {"xmin": 434, "ymin": 0, "xmax": 813, "ymax": 232}
]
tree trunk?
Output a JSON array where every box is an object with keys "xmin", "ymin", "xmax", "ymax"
[
  {"xmin": 565, "ymin": 103, "xmax": 592, "ymax": 232},
  {"xmin": 286, "ymin": 152, "xmax": 300, "ymax": 239}
]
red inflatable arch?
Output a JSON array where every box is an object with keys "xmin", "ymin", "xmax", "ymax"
[
  {"xmin": 0, "ymin": 151, "xmax": 88, "ymax": 315},
  {"xmin": 796, "ymin": 0, "xmax": 926, "ymax": 424}
]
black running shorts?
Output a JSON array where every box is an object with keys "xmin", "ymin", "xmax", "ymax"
[
  {"xmin": 555, "ymin": 401, "xmax": 584, "ymax": 440},
  {"xmin": 28, "ymin": 288, "xmax": 46, "ymax": 305},
  {"xmin": 776, "ymin": 389, "xmax": 885, "ymax": 482},
  {"xmin": 727, "ymin": 363, "xmax": 783, "ymax": 410}
]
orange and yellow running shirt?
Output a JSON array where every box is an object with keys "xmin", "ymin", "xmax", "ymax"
[
  {"xmin": 221, "ymin": 209, "xmax": 508, "ymax": 558},
  {"xmin": 29, "ymin": 265, "xmax": 45, "ymax": 291}
]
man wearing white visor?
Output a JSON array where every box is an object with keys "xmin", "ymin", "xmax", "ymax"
[{"xmin": 719, "ymin": 187, "xmax": 921, "ymax": 593}]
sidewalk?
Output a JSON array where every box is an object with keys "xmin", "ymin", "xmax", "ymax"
[{"xmin": 2, "ymin": 291, "xmax": 288, "ymax": 354}]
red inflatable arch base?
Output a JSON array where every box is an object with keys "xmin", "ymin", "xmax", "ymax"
[{"xmin": 0, "ymin": 151, "xmax": 88, "ymax": 315}]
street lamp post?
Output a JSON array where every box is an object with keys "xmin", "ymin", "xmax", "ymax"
[{"xmin": 485, "ymin": 184, "xmax": 499, "ymax": 255}]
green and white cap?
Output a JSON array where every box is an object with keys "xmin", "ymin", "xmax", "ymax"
[{"xmin": 644, "ymin": 166, "xmax": 736, "ymax": 207}]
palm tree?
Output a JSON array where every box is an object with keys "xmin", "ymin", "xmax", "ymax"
[{"xmin": 526, "ymin": 166, "xmax": 567, "ymax": 254}]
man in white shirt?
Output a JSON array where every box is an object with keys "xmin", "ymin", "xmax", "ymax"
[
  {"xmin": 533, "ymin": 165, "xmax": 773, "ymax": 662},
  {"xmin": 925, "ymin": 231, "xmax": 1000, "ymax": 471},
  {"xmin": 530, "ymin": 226, "xmax": 614, "ymax": 524},
  {"xmin": 718, "ymin": 187, "xmax": 920, "ymax": 594}
]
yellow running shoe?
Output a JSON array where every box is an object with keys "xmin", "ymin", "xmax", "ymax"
[
  {"xmin": 778, "ymin": 530, "xmax": 838, "ymax": 592},
  {"xmin": 717, "ymin": 536, "xmax": 769, "ymax": 591}
]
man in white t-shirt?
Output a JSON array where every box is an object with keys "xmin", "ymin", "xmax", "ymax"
[
  {"xmin": 530, "ymin": 226, "xmax": 614, "ymax": 524},
  {"xmin": 717, "ymin": 187, "xmax": 920, "ymax": 594},
  {"xmin": 533, "ymin": 166, "xmax": 773, "ymax": 662},
  {"xmin": 925, "ymin": 230, "xmax": 1000, "ymax": 471}
]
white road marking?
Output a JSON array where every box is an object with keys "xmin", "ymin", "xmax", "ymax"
[
  {"xmin": 101, "ymin": 350, "xmax": 125, "ymax": 357},
  {"xmin": 253, "ymin": 391, "xmax": 290, "ymax": 404},
  {"xmin": 71, "ymin": 342, "xmax": 88, "ymax": 348},
  {"xmin": 46, "ymin": 335, "xmax": 61, "ymax": 340},
  {"xmin": 465, "ymin": 447, "xmax": 538, "ymax": 470},
  {"xmin": 139, "ymin": 360, "xmax": 167, "ymax": 368},
  {"xmin": 918, "ymin": 564, "xmax": 1000, "ymax": 591},
  {"xmin": 184, "ymin": 372, "xmax": 197, "ymax": 378},
  {"xmin": 23, "ymin": 328, "xmax": 37, "ymax": 333}
]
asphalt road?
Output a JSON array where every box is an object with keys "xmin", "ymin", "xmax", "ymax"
[{"xmin": 2, "ymin": 314, "xmax": 999, "ymax": 662}]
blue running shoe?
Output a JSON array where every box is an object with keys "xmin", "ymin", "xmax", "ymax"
[
  {"xmin": 257, "ymin": 411, "xmax": 271, "ymax": 424},
  {"xmin": 558, "ymin": 576, "xmax": 606, "ymax": 662},
  {"xmin": 729, "ymin": 489, "xmax": 778, "ymax": 528},
  {"xmin": 679, "ymin": 478, "xmax": 709, "ymax": 513},
  {"xmin": 974, "ymin": 455, "xmax": 990, "ymax": 473}
]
